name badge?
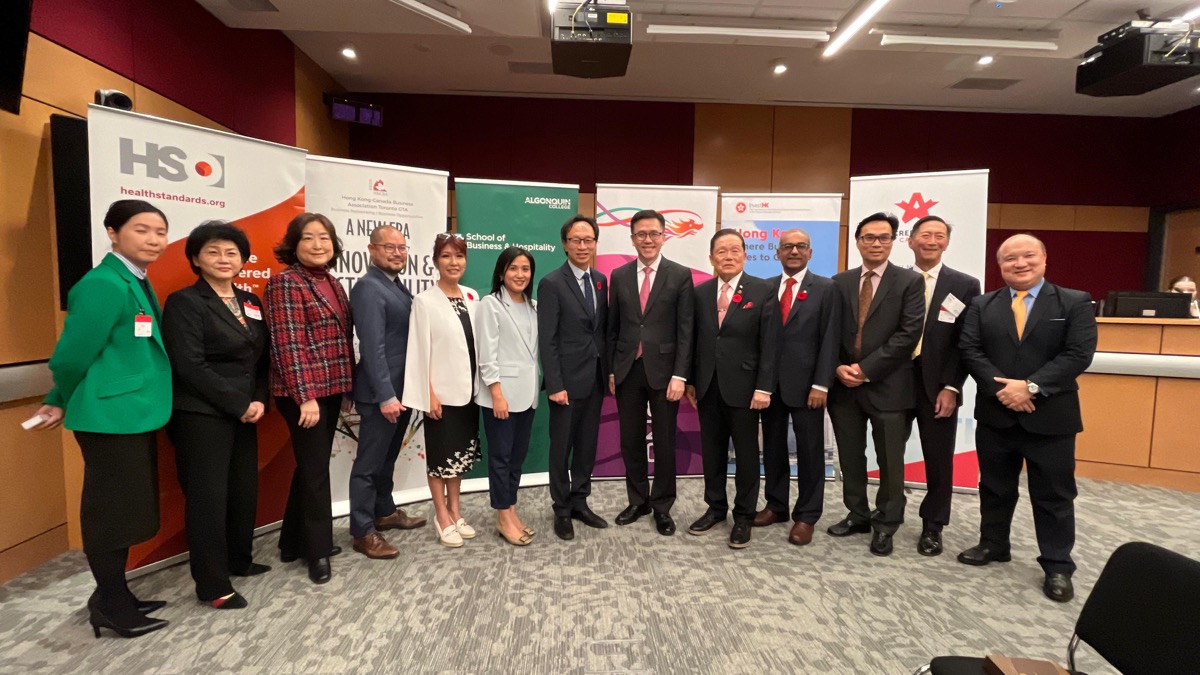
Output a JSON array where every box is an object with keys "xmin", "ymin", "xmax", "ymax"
[
  {"xmin": 134, "ymin": 314, "xmax": 153, "ymax": 337},
  {"xmin": 243, "ymin": 302, "xmax": 262, "ymax": 321}
]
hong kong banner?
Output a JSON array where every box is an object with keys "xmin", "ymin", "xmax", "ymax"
[
  {"xmin": 87, "ymin": 105, "xmax": 305, "ymax": 569},
  {"xmin": 306, "ymin": 156, "xmax": 449, "ymax": 514},
  {"xmin": 847, "ymin": 169, "xmax": 989, "ymax": 490},
  {"xmin": 454, "ymin": 177, "xmax": 580, "ymax": 483},
  {"xmin": 594, "ymin": 183, "xmax": 719, "ymax": 477}
]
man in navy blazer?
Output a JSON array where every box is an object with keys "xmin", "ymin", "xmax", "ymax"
[
  {"xmin": 755, "ymin": 229, "xmax": 840, "ymax": 546},
  {"xmin": 904, "ymin": 216, "xmax": 981, "ymax": 557},
  {"xmin": 349, "ymin": 226, "xmax": 426, "ymax": 560},
  {"xmin": 538, "ymin": 215, "xmax": 610, "ymax": 541}
]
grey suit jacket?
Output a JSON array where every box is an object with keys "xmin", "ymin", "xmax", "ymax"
[
  {"xmin": 475, "ymin": 292, "xmax": 540, "ymax": 412},
  {"xmin": 350, "ymin": 265, "xmax": 413, "ymax": 405}
]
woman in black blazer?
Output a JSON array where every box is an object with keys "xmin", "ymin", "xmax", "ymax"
[{"xmin": 162, "ymin": 221, "xmax": 270, "ymax": 610}]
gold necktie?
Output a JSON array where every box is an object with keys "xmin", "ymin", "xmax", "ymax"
[
  {"xmin": 913, "ymin": 271, "xmax": 931, "ymax": 359},
  {"xmin": 1013, "ymin": 290, "xmax": 1028, "ymax": 339}
]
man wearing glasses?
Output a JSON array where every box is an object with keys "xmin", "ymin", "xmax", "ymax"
[
  {"xmin": 348, "ymin": 225, "xmax": 426, "ymax": 561},
  {"xmin": 827, "ymin": 213, "xmax": 925, "ymax": 556},
  {"xmin": 608, "ymin": 209, "xmax": 695, "ymax": 536},
  {"xmin": 755, "ymin": 229, "xmax": 841, "ymax": 546},
  {"xmin": 537, "ymin": 215, "xmax": 610, "ymax": 541}
]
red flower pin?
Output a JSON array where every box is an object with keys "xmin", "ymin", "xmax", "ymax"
[
  {"xmin": 731, "ymin": 294, "xmax": 742, "ymax": 304},
  {"xmin": 596, "ymin": 281, "xmax": 603, "ymax": 291},
  {"xmin": 797, "ymin": 291, "xmax": 808, "ymax": 301},
  {"xmin": 466, "ymin": 292, "xmax": 475, "ymax": 300}
]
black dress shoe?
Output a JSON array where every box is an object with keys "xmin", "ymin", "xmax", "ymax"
[
  {"xmin": 135, "ymin": 600, "xmax": 167, "ymax": 614},
  {"xmin": 826, "ymin": 517, "xmax": 872, "ymax": 537},
  {"xmin": 281, "ymin": 546, "xmax": 343, "ymax": 564},
  {"xmin": 917, "ymin": 528, "xmax": 943, "ymax": 557},
  {"xmin": 869, "ymin": 531, "xmax": 893, "ymax": 557},
  {"xmin": 554, "ymin": 516, "xmax": 575, "ymax": 541},
  {"xmin": 1043, "ymin": 573, "xmax": 1074, "ymax": 603},
  {"xmin": 956, "ymin": 544, "xmax": 1012, "ymax": 566},
  {"xmin": 615, "ymin": 504, "xmax": 651, "ymax": 526},
  {"xmin": 307, "ymin": 557, "xmax": 331, "ymax": 584},
  {"xmin": 231, "ymin": 562, "xmax": 272, "ymax": 577},
  {"xmin": 653, "ymin": 511, "xmax": 676, "ymax": 536},
  {"xmin": 571, "ymin": 507, "xmax": 609, "ymax": 529},
  {"xmin": 728, "ymin": 521, "xmax": 752, "ymax": 549},
  {"xmin": 687, "ymin": 511, "xmax": 726, "ymax": 535}
]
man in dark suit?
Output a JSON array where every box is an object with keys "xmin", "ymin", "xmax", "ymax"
[
  {"xmin": 348, "ymin": 225, "xmax": 426, "ymax": 560},
  {"xmin": 685, "ymin": 229, "xmax": 778, "ymax": 549},
  {"xmin": 755, "ymin": 229, "xmax": 841, "ymax": 546},
  {"xmin": 538, "ymin": 215, "xmax": 610, "ymax": 541},
  {"xmin": 827, "ymin": 212, "xmax": 925, "ymax": 556},
  {"xmin": 608, "ymin": 209, "xmax": 695, "ymax": 536},
  {"xmin": 957, "ymin": 233, "xmax": 1097, "ymax": 603},
  {"xmin": 904, "ymin": 216, "xmax": 981, "ymax": 557}
]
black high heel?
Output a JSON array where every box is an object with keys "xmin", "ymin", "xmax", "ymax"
[{"xmin": 88, "ymin": 605, "xmax": 169, "ymax": 639}]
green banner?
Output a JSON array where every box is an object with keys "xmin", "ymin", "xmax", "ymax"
[{"xmin": 454, "ymin": 178, "xmax": 580, "ymax": 478}]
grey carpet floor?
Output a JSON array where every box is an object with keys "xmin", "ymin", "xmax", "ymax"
[{"xmin": 2, "ymin": 476, "xmax": 1198, "ymax": 675}]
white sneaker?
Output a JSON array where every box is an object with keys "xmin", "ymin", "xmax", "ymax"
[
  {"xmin": 454, "ymin": 518, "xmax": 476, "ymax": 539},
  {"xmin": 438, "ymin": 522, "xmax": 464, "ymax": 548}
]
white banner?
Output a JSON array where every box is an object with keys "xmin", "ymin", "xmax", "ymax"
[
  {"xmin": 848, "ymin": 169, "xmax": 989, "ymax": 489},
  {"xmin": 305, "ymin": 156, "xmax": 449, "ymax": 513}
]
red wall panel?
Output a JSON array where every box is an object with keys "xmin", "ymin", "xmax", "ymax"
[
  {"xmin": 1154, "ymin": 105, "xmax": 1200, "ymax": 209},
  {"xmin": 984, "ymin": 229, "xmax": 1147, "ymax": 299}
]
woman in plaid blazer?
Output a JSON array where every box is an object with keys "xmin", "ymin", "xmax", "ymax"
[{"xmin": 264, "ymin": 213, "xmax": 354, "ymax": 585}]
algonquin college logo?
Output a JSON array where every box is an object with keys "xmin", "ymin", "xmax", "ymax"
[{"xmin": 118, "ymin": 137, "xmax": 226, "ymax": 188}]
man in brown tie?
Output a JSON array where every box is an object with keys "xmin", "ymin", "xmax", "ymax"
[{"xmin": 827, "ymin": 213, "xmax": 925, "ymax": 556}]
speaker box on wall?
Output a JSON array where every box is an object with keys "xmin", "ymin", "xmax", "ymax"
[{"xmin": 50, "ymin": 114, "xmax": 92, "ymax": 310}]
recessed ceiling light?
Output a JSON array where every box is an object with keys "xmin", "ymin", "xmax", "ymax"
[
  {"xmin": 977, "ymin": 55, "xmax": 994, "ymax": 65},
  {"xmin": 341, "ymin": 45, "xmax": 357, "ymax": 60},
  {"xmin": 772, "ymin": 60, "xmax": 788, "ymax": 75}
]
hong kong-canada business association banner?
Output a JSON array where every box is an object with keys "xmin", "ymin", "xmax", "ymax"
[
  {"xmin": 721, "ymin": 193, "xmax": 843, "ymax": 480},
  {"xmin": 87, "ymin": 105, "xmax": 305, "ymax": 569},
  {"xmin": 847, "ymin": 169, "xmax": 989, "ymax": 491},
  {"xmin": 594, "ymin": 183, "xmax": 719, "ymax": 477},
  {"xmin": 306, "ymin": 156, "xmax": 449, "ymax": 515},
  {"xmin": 454, "ymin": 177, "xmax": 579, "ymax": 489}
]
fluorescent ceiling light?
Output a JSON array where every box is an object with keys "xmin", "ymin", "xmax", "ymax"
[
  {"xmin": 389, "ymin": 0, "xmax": 472, "ymax": 34},
  {"xmin": 646, "ymin": 25, "xmax": 829, "ymax": 41},
  {"xmin": 1183, "ymin": 7, "xmax": 1200, "ymax": 22},
  {"xmin": 547, "ymin": 0, "xmax": 556, "ymax": 14},
  {"xmin": 878, "ymin": 34, "xmax": 1058, "ymax": 50},
  {"xmin": 824, "ymin": 0, "xmax": 892, "ymax": 58}
]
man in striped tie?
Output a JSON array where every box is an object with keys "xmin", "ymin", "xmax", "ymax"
[{"xmin": 957, "ymin": 234, "xmax": 1097, "ymax": 603}]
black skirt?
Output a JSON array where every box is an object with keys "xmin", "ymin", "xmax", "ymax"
[
  {"xmin": 75, "ymin": 431, "xmax": 161, "ymax": 553},
  {"xmin": 422, "ymin": 403, "xmax": 481, "ymax": 478}
]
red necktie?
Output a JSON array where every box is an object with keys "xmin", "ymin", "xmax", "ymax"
[
  {"xmin": 637, "ymin": 266, "xmax": 652, "ymax": 358},
  {"xmin": 780, "ymin": 277, "xmax": 796, "ymax": 324}
]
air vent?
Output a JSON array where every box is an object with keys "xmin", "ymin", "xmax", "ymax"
[
  {"xmin": 227, "ymin": 0, "xmax": 278, "ymax": 11},
  {"xmin": 949, "ymin": 77, "xmax": 1019, "ymax": 90},
  {"xmin": 508, "ymin": 61, "xmax": 555, "ymax": 75}
]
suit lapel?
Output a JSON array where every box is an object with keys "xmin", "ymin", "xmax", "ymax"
[
  {"xmin": 498, "ymin": 294, "xmax": 537, "ymax": 358},
  {"xmin": 199, "ymin": 282, "xmax": 254, "ymax": 344},
  {"xmin": 845, "ymin": 267, "xmax": 863, "ymax": 318},
  {"xmin": 642, "ymin": 259, "xmax": 670, "ymax": 317},
  {"xmin": 1023, "ymin": 283, "xmax": 1055, "ymax": 341},
  {"xmin": 926, "ymin": 272, "xmax": 945, "ymax": 328},
  {"xmin": 996, "ymin": 290, "xmax": 1021, "ymax": 345},
  {"xmin": 298, "ymin": 266, "xmax": 346, "ymax": 331},
  {"xmin": 103, "ymin": 254, "xmax": 165, "ymax": 352},
  {"xmin": 864, "ymin": 264, "xmax": 895, "ymax": 324},
  {"xmin": 786, "ymin": 272, "xmax": 814, "ymax": 326},
  {"xmin": 560, "ymin": 263, "xmax": 593, "ymax": 319}
]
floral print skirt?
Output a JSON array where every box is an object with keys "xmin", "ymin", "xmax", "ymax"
[{"xmin": 423, "ymin": 402, "xmax": 481, "ymax": 478}]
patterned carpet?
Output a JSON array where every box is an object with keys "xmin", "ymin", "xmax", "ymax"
[{"xmin": 2, "ymin": 476, "xmax": 1198, "ymax": 674}]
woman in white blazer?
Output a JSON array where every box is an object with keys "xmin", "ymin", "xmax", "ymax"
[
  {"xmin": 402, "ymin": 233, "xmax": 481, "ymax": 548},
  {"xmin": 475, "ymin": 247, "xmax": 541, "ymax": 546}
]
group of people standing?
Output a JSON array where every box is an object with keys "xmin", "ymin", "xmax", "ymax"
[{"xmin": 33, "ymin": 200, "xmax": 1097, "ymax": 640}]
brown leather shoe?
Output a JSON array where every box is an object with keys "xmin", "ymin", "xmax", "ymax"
[
  {"xmin": 788, "ymin": 521, "xmax": 814, "ymax": 546},
  {"xmin": 752, "ymin": 508, "xmax": 788, "ymax": 527},
  {"xmin": 375, "ymin": 509, "xmax": 426, "ymax": 531},
  {"xmin": 352, "ymin": 532, "xmax": 399, "ymax": 559}
]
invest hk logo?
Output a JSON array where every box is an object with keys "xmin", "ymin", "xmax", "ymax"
[{"xmin": 119, "ymin": 137, "xmax": 226, "ymax": 188}]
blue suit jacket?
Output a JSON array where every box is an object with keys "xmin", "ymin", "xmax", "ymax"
[{"xmin": 350, "ymin": 265, "xmax": 414, "ymax": 405}]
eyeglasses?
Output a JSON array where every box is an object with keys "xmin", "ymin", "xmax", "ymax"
[
  {"xmin": 632, "ymin": 231, "xmax": 664, "ymax": 241},
  {"xmin": 566, "ymin": 237, "xmax": 597, "ymax": 247},
  {"xmin": 777, "ymin": 242, "xmax": 810, "ymax": 252},
  {"xmin": 373, "ymin": 244, "xmax": 409, "ymax": 253},
  {"xmin": 857, "ymin": 234, "xmax": 894, "ymax": 244},
  {"xmin": 436, "ymin": 232, "xmax": 465, "ymax": 241}
]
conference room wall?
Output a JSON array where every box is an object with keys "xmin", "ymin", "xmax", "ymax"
[{"xmin": 1163, "ymin": 208, "xmax": 1200, "ymax": 292}]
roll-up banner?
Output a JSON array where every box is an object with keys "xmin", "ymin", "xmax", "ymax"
[
  {"xmin": 87, "ymin": 105, "xmax": 306, "ymax": 568},
  {"xmin": 847, "ymin": 169, "xmax": 989, "ymax": 490},
  {"xmin": 454, "ymin": 177, "xmax": 580, "ymax": 485},
  {"xmin": 721, "ymin": 193, "xmax": 843, "ymax": 479},
  {"xmin": 305, "ymin": 156, "xmax": 449, "ymax": 514},
  {"xmin": 594, "ymin": 183, "xmax": 719, "ymax": 477}
]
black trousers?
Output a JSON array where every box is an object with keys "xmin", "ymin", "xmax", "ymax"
[
  {"xmin": 976, "ymin": 423, "xmax": 1077, "ymax": 576},
  {"xmin": 697, "ymin": 378, "xmax": 761, "ymax": 523},
  {"xmin": 907, "ymin": 364, "xmax": 959, "ymax": 531},
  {"xmin": 828, "ymin": 387, "xmax": 909, "ymax": 534},
  {"xmin": 762, "ymin": 396, "xmax": 826, "ymax": 524},
  {"xmin": 483, "ymin": 407, "xmax": 535, "ymax": 509},
  {"xmin": 168, "ymin": 410, "xmax": 259, "ymax": 601},
  {"xmin": 275, "ymin": 395, "xmax": 340, "ymax": 560},
  {"xmin": 615, "ymin": 359, "xmax": 678, "ymax": 514},
  {"xmin": 547, "ymin": 376, "xmax": 602, "ymax": 517},
  {"xmin": 349, "ymin": 404, "xmax": 413, "ymax": 537}
]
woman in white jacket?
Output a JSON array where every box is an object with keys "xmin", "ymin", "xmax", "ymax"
[{"xmin": 403, "ymin": 233, "xmax": 481, "ymax": 548}]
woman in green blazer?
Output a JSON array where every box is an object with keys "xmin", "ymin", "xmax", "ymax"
[{"xmin": 34, "ymin": 200, "xmax": 173, "ymax": 639}]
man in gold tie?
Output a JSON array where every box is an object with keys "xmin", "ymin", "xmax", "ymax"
[{"xmin": 957, "ymin": 234, "xmax": 1097, "ymax": 603}]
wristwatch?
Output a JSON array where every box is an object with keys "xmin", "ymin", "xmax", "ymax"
[{"xmin": 1025, "ymin": 380, "xmax": 1040, "ymax": 395}]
